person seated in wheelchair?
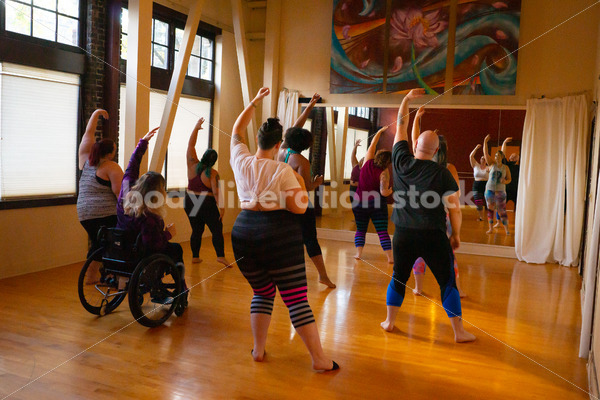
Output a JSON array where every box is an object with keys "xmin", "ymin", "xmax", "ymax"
[{"xmin": 116, "ymin": 127, "xmax": 188, "ymax": 307}]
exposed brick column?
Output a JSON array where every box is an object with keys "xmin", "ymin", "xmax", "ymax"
[{"xmin": 82, "ymin": 0, "xmax": 107, "ymax": 139}]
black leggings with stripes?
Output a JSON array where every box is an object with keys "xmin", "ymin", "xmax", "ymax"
[{"xmin": 232, "ymin": 209, "xmax": 315, "ymax": 329}]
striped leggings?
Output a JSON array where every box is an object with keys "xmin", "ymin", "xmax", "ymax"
[
  {"xmin": 232, "ymin": 210, "xmax": 315, "ymax": 329},
  {"xmin": 353, "ymin": 201, "xmax": 391, "ymax": 250}
]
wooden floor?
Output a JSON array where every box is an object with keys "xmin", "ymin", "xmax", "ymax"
[
  {"xmin": 316, "ymin": 206, "xmax": 516, "ymax": 247},
  {"xmin": 0, "ymin": 236, "xmax": 588, "ymax": 399}
]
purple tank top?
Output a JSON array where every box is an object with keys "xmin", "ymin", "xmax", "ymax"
[
  {"xmin": 188, "ymin": 172, "xmax": 212, "ymax": 193},
  {"xmin": 350, "ymin": 164, "xmax": 361, "ymax": 183},
  {"xmin": 356, "ymin": 159, "xmax": 384, "ymax": 198}
]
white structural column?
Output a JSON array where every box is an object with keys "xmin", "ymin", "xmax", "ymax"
[
  {"xmin": 124, "ymin": 0, "xmax": 152, "ymax": 172},
  {"xmin": 334, "ymin": 107, "xmax": 349, "ymax": 214},
  {"xmin": 231, "ymin": 0, "xmax": 257, "ymax": 153},
  {"xmin": 325, "ymin": 107, "xmax": 337, "ymax": 181},
  {"xmin": 262, "ymin": 0, "xmax": 281, "ymax": 121},
  {"xmin": 149, "ymin": 0, "xmax": 205, "ymax": 171}
]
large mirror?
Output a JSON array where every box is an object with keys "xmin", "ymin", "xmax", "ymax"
[{"xmin": 303, "ymin": 106, "xmax": 525, "ymax": 248}]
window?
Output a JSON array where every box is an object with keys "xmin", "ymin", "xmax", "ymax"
[
  {"xmin": 152, "ymin": 19, "xmax": 169, "ymax": 69},
  {"xmin": 117, "ymin": 5, "xmax": 219, "ymax": 190},
  {"xmin": 175, "ymin": 28, "xmax": 214, "ymax": 80},
  {"xmin": 121, "ymin": 8, "xmax": 216, "ymax": 79},
  {"xmin": 335, "ymin": 107, "xmax": 370, "ymax": 120},
  {"xmin": 118, "ymin": 86, "xmax": 211, "ymax": 190},
  {"xmin": 0, "ymin": 63, "xmax": 79, "ymax": 199},
  {"xmin": 343, "ymin": 128, "xmax": 369, "ymax": 180},
  {"xmin": 120, "ymin": 7, "xmax": 128, "ymax": 59},
  {"xmin": 5, "ymin": 0, "xmax": 80, "ymax": 46},
  {"xmin": 323, "ymin": 125, "xmax": 368, "ymax": 182}
]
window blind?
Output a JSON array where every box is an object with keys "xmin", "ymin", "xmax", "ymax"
[{"xmin": 0, "ymin": 62, "xmax": 79, "ymax": 199}]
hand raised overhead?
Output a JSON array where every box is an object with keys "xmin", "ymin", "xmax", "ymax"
[
  {"xmin": 194, "ymin": 117, "xmax": 205, "ymax": 131},
  {"xmin": 143, "ymin": 127, "xmax": 160, "ymax": 141}
]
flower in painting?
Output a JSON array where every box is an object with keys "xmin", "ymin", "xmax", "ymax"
[{"xmin": 390, "ymin": 8, "xmax": 448, "ymax": 49}]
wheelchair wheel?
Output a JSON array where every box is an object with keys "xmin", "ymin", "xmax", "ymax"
[
  {"xmin": 78, "ymin": 248, "xmax": 127, "ymax": 316},
  {"xmin": 127, "ymin": 254, "xmax": 183, "ymax": 328}
]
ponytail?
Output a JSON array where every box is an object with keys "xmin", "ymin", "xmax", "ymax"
[
  {"xmin": 89, "ymin": 139, "xmax": 116, "ymax": 166},
  {"xmin": 195, "ymin": 149, "xmax": 218, "ymax": 177}
]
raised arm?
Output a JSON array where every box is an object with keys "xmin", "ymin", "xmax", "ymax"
[
  {"xmin": 350, "ymin": 139, "xmax": 362, "ymax": 167},
  {"xmin": 79, "ymin": 109, "xmax": 108, "ymax": 169},
  {"xmin": 293, "ymin": 93, "xmax": 320, "ymax": 128},
  {"xmin": 232, "ymin": 87, "xmax": 270, "ymax": 149},
  {"xmin": 469, "ymin": 144, "xmax": 481, "ymax": 169},
  {"xmin": 501, "ymin": 137, "xmax": 512, "ymax": 154},
  {"xmin": 187, "ymin": 118, "xmax": 204, "ymax": 168},
  {"xmin": 411, "ymin": 106, "xmax": 425, "ymax": 152},
  {"xmin": 483, "ymin": 134, "xmax": 493, "ymax": 166},
  {"xmin": 395, "ymin": 88, "xmax": 425, "ymax": 145},
  {"xmin": 380, "ymin": 169, "xmax": 393, "ymax": 197},
  {"xmin": 365, "ymin": 126, "xmax": 388, "ymax": 161},
  {"xmin": 118, "ymin": 127, "xmax": 158, "ymax": 207}
]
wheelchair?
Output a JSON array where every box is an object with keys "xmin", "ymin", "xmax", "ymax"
[{"xmin": 77, "ymin": 227, "xmax": 188, "ymax": 327}]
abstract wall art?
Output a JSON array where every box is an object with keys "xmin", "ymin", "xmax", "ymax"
[{"xmin": 330, "ymin": 0, "xmax": 521, "ymax": 96}]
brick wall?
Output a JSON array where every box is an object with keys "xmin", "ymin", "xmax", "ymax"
[{"xmin": 83, "ymin": 0, "xmax": 107, "ymax": 139}]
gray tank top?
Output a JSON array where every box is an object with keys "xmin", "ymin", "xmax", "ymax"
[
  {"xmin": 77, "ymin": 160, "xmax": 117, "ymax": 221},
  {"xmin": 485, "ymin": 164, "xmax": 507, "ymax": 192}
]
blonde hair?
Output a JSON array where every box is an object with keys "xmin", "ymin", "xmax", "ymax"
[{"xmin": 123, "ymin": 172, "xmax": 167, "ymax": 219}]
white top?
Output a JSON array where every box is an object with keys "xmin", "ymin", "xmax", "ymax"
[
  {"xmin": 230, "ymin": 142, "xmax": 301, "ymax": 208},
  {"xmin": 473, "ymin": 164, "xmax": 489, "ymax": 181}
]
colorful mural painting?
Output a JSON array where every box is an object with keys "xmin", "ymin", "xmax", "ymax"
[
  {"xmin": 330, "ymin": 0, "xmax": 521, "ymax": 96},
  {"xmin": 386, "ymin": 0, "xmax": 450, "ymax": 94},
  {"xmin": 452, "ymin": 0, "xmax": 521, "ymax": 95},
  {"xmin": 331, "ymin": 0, "xmax": 387, "ymax": 93}
]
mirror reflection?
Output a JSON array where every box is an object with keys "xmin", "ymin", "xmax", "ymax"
[{"xmin": 302, "ymin": 106, "xmax": 525, "ymax": 248}]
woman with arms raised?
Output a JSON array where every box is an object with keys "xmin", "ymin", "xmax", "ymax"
[
  {"xmin": 353, "ymin": 126, "xmax": 393, "ymax": 263},
  {"xmin": 77, "ymin": 109, "xmax": 124, "ymax": 257},
  {"xmin": 184, "ymin": 117, "xmax": 229, "ymax": 266},
  {"xmin": 230, "ymin": 87, "xmax": 338, "ymax": 372}
]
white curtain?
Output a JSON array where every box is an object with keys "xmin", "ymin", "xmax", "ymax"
[
  {"xmin": 515, "ymin": 94, "xmax": 589, "ymax": 266},
  {"xmin": 276, "ymin": 88, "xmax": 299, "ymax": 131}
]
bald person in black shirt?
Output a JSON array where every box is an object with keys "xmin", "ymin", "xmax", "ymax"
[{"xmin": 380, "ymin": 89, "xmax": 475, "ymax": 343}]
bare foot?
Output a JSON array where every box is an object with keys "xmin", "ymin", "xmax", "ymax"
[
  {"xmin": 192, "ymin": 257, "xmax": 203, "ymax": 264},
  {"xmin": 313, "ymin": 359, "xmax": 338, "ymax": 372},
  {"xmin": 380, "ymin": 320, "xmax": 394, "ymax": 332},
  {"xmin": 486, "ymin": 228, "xmax": 494, "ymax": 234},
  {"xmin": 251, "ymin": 349, "xmax": 266, "ymax": 362},
  {"xmin": 387, "ymin": 258, "xmax": 394, "ymax": 264},
  {"xmin": 319, "ymin": 277, "xmax": 336, "ymax": 288},
  {"xmin": 217, "ymin": 257, "xmax": 231, "ymax": 267},
  {"xmin": 455, "ymin": 330, "xmax": 476, "ymax": 343},
  {"xmin": 412, "ymin": 288, "xmax": 422, "ymax": 296}
]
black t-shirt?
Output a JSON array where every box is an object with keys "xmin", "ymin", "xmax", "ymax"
[
  {"xmin": 507, "ymin": 161, "xmax": 519, "ymax": 192},
  {"xmin": 391, "ymin": 141, "xmax": 459, "ymax": 231}
]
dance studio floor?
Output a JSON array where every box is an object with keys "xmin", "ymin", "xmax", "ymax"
[
  {"xmin": 0, "ymin": 235, "xmax": 586, "ymax": 399},
  {"xmin": 317, "ymin": 206, "xmax": 516, "ymax": 247}
]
